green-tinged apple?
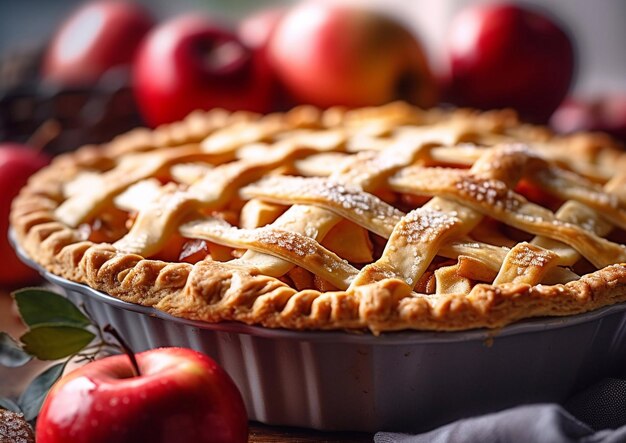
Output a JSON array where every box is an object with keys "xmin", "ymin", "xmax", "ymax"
[
  {"xmin": 444, "ymin": 3, "xmax": 575, "ymax": 123},
  {"xmin": 42, "ymin": 0, "xmax": 154, "ymax": 86},
  {"xmin": 267, "ymin": 2, "xmax": 438, "ymax": 109},
  {"xmin": 36, "ymin": 347, "xmax": 248, "ymax": 443},
  {"xmin": 1, "ymin": 143, "xmax": 49, "ymax": 286},
  {"xmin": 133, "ymin": 14, "xmax": 275, "ymax": 127}
]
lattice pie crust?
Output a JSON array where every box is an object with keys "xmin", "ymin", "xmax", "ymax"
[{"xmin": 10, "ymin": 102, "xmax": 626, "ymax": 333}]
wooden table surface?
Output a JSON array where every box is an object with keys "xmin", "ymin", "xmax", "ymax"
[{"xmin": 0, "ymin": 289, "xmax": 375, "ymax": 442}]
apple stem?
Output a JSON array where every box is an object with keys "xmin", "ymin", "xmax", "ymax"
[
  {"xmin": 26, "ymin": 119, "xmax": 61, "ymax": 152},
  {"xmin": 103, "ymin": 324, "xmax": 141, "ymax": 377}
]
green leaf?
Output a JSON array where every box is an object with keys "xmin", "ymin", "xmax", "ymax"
[
  {"xmin": 0, "ymin": 332, "xmax": 32, "ymax": 367},
  {"xmin": 20, "ymin": 325, "xmax": 95, "ymax": 361},
  {"xmin": 18, "ymin": 362, "xmax": 66, "ymax": 422},
  {"xmin": 0, "ymin": 397, "xmax": 22, "ymax": 413},
  {"xmin": 13, "ymin": 288, "xmax": 92, "ymax": 329}
]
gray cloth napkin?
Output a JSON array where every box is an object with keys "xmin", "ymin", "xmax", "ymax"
[{"xmin": 375, "ymin": 378, "xmax": 626, "ymax": 443}]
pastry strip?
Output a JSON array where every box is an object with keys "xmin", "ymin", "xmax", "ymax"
[
  {"xmin": 180, "ymin": 218, "xmax": 358, "ymax": 289},
  {"xmin": 493, "ymin": 242, "xmax": 559, "ymax": 286},
  {"xmin": 352, "ymin": 145, "xmax": 535, "ymax": 289},
  {"xmin": 531, "ymin": 175, "xmax": 625, "ymax": 265},
  {"xmin": 350, "ymin": 200, "xmax": 481, "ymax": 288},
  {"xmin": 56, "ymin": 146, "xmax": 227, "ymax": 227},
  {"xmin": 241, "ymin": 176, "xmax": 404, "ymax": 238},
  {"xmin": 201, "ymin": 116, "xmax": 287, "ymax": 154},
  {"xmin": 112, "ymin": 135, "xmax": 352, "ymax": 256},
  {"xmin": 229, "ymin": 134, "xmax": 444, "ymax": 275},
  {"xmin": 390, "ymin": 172, "xmax": 626, "ymax": 268},
  {"xmin": 114, "ymin": 159, "xmax": 283, "ymax": 256},
  {"xmin": 234, "ymin": 119, "xmax": 505, "ymax": 278},
  {"xmin": 527, "ymin": 166, "xmax": 626, "ymax": 230},
  {"xmin": 435, "ymin": 264, "xmax": 473, "ymax": 295}
]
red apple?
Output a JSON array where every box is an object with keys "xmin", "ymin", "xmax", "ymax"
[
  {"xmin": 445, "ymin": 3, "xmax": 575, "ymax": 123},
  {"xmin": 237, "ymin": 7, "xmax": 285, "ymax": 50},
  {"xmin": 237, "ymin": 7, "xmax": 293, "ymax": 111},
  {"xmin": 550, "ymin": 95, "xmax": 626, "ymax": 143},
  {"xmin": 1, "ymin": 143, "xmax": 50, "ymax": 287},
  {"xmin": 133, "ymin": 14, "xmax": 275, "ymax": 127},
  {"xmin": 267, "ymin": 2, "xmax": 438, "ymax": 109},
  {"xmin": 36, "ymin": 347, "xmax": 248, "ymax": 443},
  {"xmin": 42, "ymin": 0, "xmax": 154, "ymax": 86}
]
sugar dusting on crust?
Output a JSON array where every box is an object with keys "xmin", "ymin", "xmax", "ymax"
[
  {"xmin": 509, "ymin": 244, "xmax": 553, "ymax": 269},
  {"xmin": 248, "ymin": 176, "xmax": 403, "ymax": 221},
  {"xmin": 501, "ymin": 243, "xmax": 556, "ymax": 277},
  {"xmin": 455, "ymin": 176, "xmax": 522, "ymax": 211},
  {"xmin": 396, "ymin": 208, "xmax": 459, "ymax": 244},
  {"xmin": 255, "ymin": 227, "xmax": 318, "ymax": 257},
  {"xmin": 186, "ymin": 219, "xmax": 319, "ymax": 258}
]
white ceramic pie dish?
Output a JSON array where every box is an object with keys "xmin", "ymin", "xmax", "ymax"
[{"xmin": 11, "ymin": 231, "xmax": 626, "ymax": 432}]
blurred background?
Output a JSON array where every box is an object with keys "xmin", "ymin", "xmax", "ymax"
[
  {"xmin": 1, "ymin": 0, "xmax": 624, "ymax": 93},
  {"xmin": 1, "ymin": 0, "xmax": 625, "ymax": 146},
  {"xmin": 0, "ymin": 0, "xmax": 624, "ymax": 221}
]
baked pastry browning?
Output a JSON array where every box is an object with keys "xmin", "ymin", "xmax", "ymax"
[{"xmin": 10, "ymin": 102, "xmax": 626, "ymax": 333}]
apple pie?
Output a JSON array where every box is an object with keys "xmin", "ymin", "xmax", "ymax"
[{"xmin": 11, "ymin": 102, "xmax": 626, "ymax": 333}]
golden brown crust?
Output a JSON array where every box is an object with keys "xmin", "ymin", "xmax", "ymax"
[{"xmin": 10, "ymin": 102, "xmax": 626, "ymax": 333}]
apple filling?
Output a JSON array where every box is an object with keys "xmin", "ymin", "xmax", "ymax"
[{"xmin": 78, "ymin": 207, "xmax": 131, "ymax": 244}]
